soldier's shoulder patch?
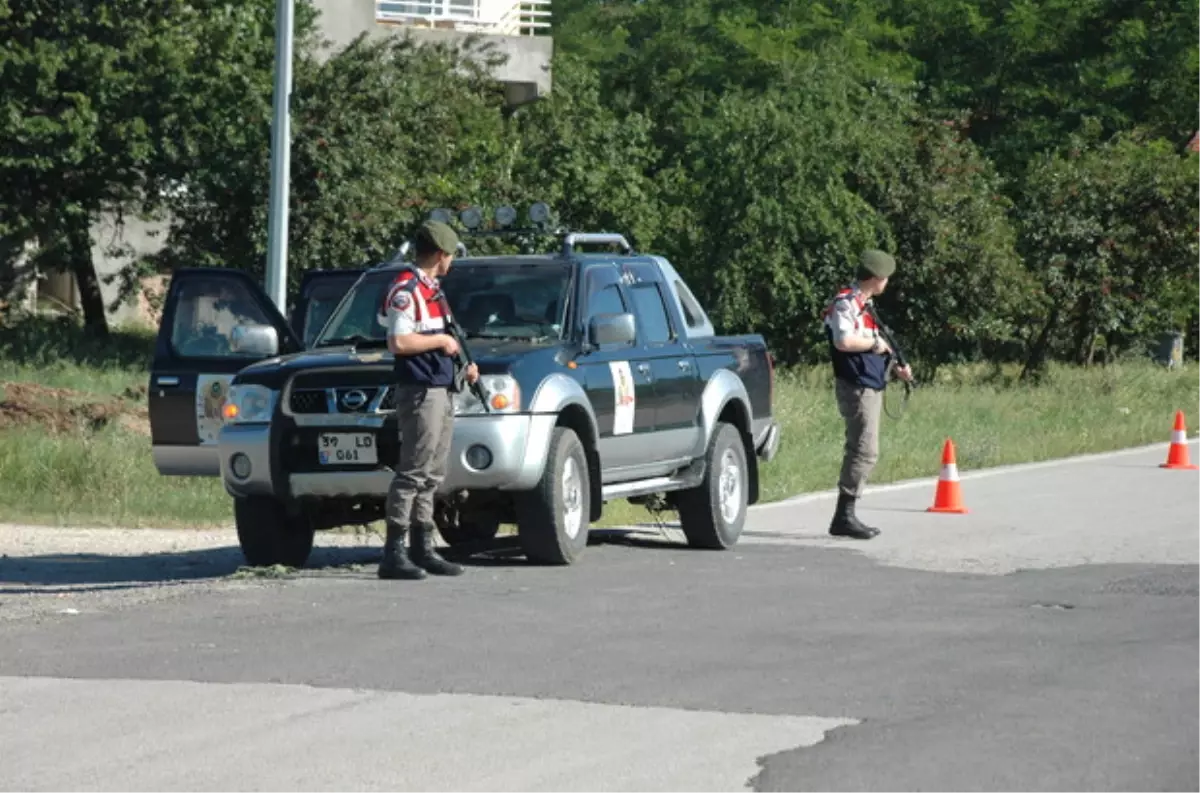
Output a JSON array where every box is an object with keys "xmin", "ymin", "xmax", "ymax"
[{"xmin": 388, "ymin": 286, "xmax": 414, "ymax": 312}]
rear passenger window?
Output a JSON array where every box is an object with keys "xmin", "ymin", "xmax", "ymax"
[
  {"xmin": 674, "ymin": 279, "xmax": 706, "ymax": 329},
  {"xmin": 629, "ymin": 283, "xmax": 673, "ymax": 344}
]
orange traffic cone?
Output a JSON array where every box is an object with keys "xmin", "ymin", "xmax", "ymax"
[
  {"xmin": 1160, "ymin": 411, "xmax": 1198, "ymax": 470},
  {"xmin": 927, "ymin": 438, "xmax": 969, "ymax": 514}
]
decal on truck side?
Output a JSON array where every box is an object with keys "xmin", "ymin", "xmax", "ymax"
[{"xmin": 610, "ymin": 360, "xmax": 636, "ymax": 435}]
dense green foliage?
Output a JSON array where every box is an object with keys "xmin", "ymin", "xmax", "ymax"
[{"xmin": 0, "ymin": 0, "xmax": 1195, "ymax": 371}]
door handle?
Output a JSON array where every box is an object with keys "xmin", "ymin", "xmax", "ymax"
[
  {"xmin": 156, "ymin": 376, "xmax": 180, "ymax": 387},
  {"xmin": 677, "ymin": 360, "xmax": 691, "ymax": 370},
  {"xmin": 636, "ymin": 363, "xmax": 651, "ymax": 375}
]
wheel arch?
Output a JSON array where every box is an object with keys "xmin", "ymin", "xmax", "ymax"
[
  {"xmin": 697, "ymin": 369, "xmax": 760, "ymax": 505},
  {"xmin": 530, "ymin": 373, "xmax": 603, "ymax": 521}
]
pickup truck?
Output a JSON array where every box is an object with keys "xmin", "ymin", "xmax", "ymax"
[{"xmin": 146, "ymin": 230, "xmax": 781, "ymax": 567}]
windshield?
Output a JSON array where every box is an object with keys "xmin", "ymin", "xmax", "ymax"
[{"xmin": 314, "ymin": 261, "xmax": 572, "ymax": 347}]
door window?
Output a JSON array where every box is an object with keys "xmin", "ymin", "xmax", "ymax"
[
  {"xmin": 629, "ymin": 283, "xmax": 673, "ymax": 344},
  {"xmin": 170, "ymin": 277, "xmax": 275, "ymax": 359},
  {"xmin": 588, "ymin": 283, "xmax": 626, "ymax": 319}
]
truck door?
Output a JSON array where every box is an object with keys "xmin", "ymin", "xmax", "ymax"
[
  {"xmin": 148, "ymin": 268, "xmax": 303, "ymax": 477},
  {"xmin": 576, "ymin": 263, "xmax": 655, "ymax": 474},
  {"xmin": 620, "ymin": 262, "xmax": 701, "ymax": 464}
]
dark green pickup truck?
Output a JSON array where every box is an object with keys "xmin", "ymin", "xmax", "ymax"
[{"xmin": 147, "ymin": 231, "xmax": 780, "ymax": 567}]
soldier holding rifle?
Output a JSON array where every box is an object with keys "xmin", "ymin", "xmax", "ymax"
[
  {"xmin": 821, "ymin": 249, "xmax": 914, "ymax": 540},
  {"xmin": 378, "ymin": 220, "xmax": 480, "ymax": 580}
]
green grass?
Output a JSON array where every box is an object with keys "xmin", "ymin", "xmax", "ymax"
[
  {"xmin": 0, "ymin": 424, "xmax": 231, "ymax": 528},
  {"xmin": 0, "ymin": 315, "xmax": 154, "ymax": 396},
  {"xmin": 0, "ymin": 317, "xmax": 1195, "ymax": 531}
]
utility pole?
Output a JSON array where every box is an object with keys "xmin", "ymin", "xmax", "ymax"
[{"xmin": 264, "ymin": 0, "xmax": 294, "ymax": 313}]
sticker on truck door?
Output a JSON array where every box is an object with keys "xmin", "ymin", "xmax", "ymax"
[
  {"xmin": 196, "ymin": 374, "xmax": 234, "ymax": 445},
  {"xmin": 609, "ymin": 361, "xmax": 636, "ymax": 435}
]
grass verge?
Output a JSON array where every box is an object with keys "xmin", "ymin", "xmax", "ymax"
[{"xmin": 0, "ymin": 358, "xmax": 1195, "ymax": 529}]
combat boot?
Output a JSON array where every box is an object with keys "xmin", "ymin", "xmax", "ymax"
[
  {"xmin": 410, "ymin": 522, "xmax": 464, "ymax": 576},
  {"xmin": 378, "ymin": 522, "xmax": 426, "ymax": 580},
  {"xmin": 829, "ymin": 492, "xmax": 879, "ymax": 540}
]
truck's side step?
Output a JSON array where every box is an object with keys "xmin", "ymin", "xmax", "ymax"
[{"xmin": 600, "ymin": 460, "xmax": 706, "ymax": 503}]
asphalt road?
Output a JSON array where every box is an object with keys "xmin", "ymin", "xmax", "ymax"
[{"xmin": 0, "ymin": 441, "xmax": 1196, "ymax": 791}]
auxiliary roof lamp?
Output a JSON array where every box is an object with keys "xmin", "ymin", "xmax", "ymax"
[
  {"xmin": 459, "ymin": 206, "xmax": 484, "ymax": 231},
  {"xmin": 528, "ymin": 202, "xmax": 551, "ymax": 227},
  {"xmin": 429, "ymin": 208, "xmax": 454, "ymax": 225},
  {"xmin": 494, "ymin": 205, "xmax": 518, "ymax": 228}
]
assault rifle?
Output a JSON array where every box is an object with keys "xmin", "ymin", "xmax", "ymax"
[
  {"xmin": 864, "ymin": 301, "xmax": 915, "ymax": 419},
  {"xmin": 434, "ymin": 291, "xmax": 491, "ymax": 413}
]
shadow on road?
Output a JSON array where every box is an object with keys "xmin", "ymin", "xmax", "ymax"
[
  {"xmin": 0, "ymin": 528, "xmax": 690, "ymax": 593},
  {"xmin": 0, "ymin": 544, "xmax": 381, "ymax": 593}
]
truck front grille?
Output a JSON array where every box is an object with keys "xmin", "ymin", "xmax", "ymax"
[{"xmin": 288, "ymin": 386, "xmax": 392, "ymax": 415}]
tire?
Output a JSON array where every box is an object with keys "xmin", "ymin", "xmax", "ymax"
[
  {"xmin": 437, "ymin": 514, "xmax": 501, "ymax": 547},
  {"xmin": 233, "ymin": 496, "xmax": 316, "ymax": 568},
  {"xmin": 677, "ymin": 422, "xmax": 748, "ymax": 550},
  {"xmin": 515, "ymin": 426, "xmax": 590, "ymax": 565}
]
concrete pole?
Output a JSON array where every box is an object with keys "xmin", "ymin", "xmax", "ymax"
[{"xmin": 264, "ymin": 0, "xmax": 294, "ymax": 313}]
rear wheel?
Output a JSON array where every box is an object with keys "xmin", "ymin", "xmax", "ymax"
[
  {"xmin": 515, "ymin": 427, "xmax": 590, "ymax": 565},
  {"xmin": 233, "ymin": 496, "xmax": 315, "ymax": 568},
  {"xmin": 677, "ymin": 422, "xmax": 748, "ymax": 550}
]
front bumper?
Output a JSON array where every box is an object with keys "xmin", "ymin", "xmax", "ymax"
[{"xmin": 220, "ymin": 413, "xmax": 557, "ymax": 501}]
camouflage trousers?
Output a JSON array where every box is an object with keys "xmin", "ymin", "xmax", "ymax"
[
  {"xmin": 385, "ymin": 385, "xmax": 455, "ymax": 529},
  {"xmin": 834, "ymin": 378, "xmax": 883, "ymax": 498}
]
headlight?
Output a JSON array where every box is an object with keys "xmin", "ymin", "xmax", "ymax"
[
  {"xmin": 222, "ymin": 384, "xmax": 276, "ymax": 423},
  {"xmin": 454, "ymin": 374, "xmax": 521, "ymax": 415}
]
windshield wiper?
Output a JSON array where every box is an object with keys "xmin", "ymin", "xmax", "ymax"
[{"xmin": 315, "ymin": 335, "xmax": 387, "ymax": 349}]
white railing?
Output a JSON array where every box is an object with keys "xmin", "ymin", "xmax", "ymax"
[{"xmin": 376, "ymin": 0, "xmax": 550, "ymax": 35}]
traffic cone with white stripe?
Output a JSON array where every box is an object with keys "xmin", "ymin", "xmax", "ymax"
[
  {"xmin": 1160, "ymin": 411, "xmax": 1198, "ymax": 470},
  {"xmin": 927, "ymin": 438, "xmax": 969, "ymax": 514}
]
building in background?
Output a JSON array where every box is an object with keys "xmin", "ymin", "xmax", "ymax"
[{"xmin": 20, "ymin": 0, "xmax": 553, "ymax": 327}]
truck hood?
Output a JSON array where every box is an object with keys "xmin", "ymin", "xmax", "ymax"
[{"xmin": 233, "ymin": 338, "xmax": 561, "ymax": 389}]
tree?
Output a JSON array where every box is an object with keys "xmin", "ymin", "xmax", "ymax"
[
  {"xmin": 156, "ymin": 31, "xmax": 510, "ymax": 290},
  {"xmin": 505, "ymin": 54, "xmax": 664, "ymax": 251},
  {"xmin": 885, "ymin": 0, "xmax": 1200, "ymax": 173},
  {"xmin": 1016, "ymin": 133, "xmax": 1199, "ymax": 377},
  {"xmin": 855, "ymin": 115, "xmax": 1035, "ymax": 371},
  {"xmin": 0, "ymin": 0, "xmax": 307, "ymax": 336}
]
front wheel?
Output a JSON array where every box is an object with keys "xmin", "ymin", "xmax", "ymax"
[
  {"xmin": 515, "ymin": 427, "xmax": 590, "ymax": 565},
  {"xmin": 233, "ymin": 496, "xmax": 315, "ymax": 568},
  {"xmin": 677, "ymin": 422, "xmax": 749, "ymax": 549}
]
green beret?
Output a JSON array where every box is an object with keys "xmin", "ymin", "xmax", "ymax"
[
  {"xmin": 415, "ymin": 220, "xmax": 459, "ymax": 255},
  {"xmin": 859, "ymin": 249, "xmax": 896, "ymax": 278}
]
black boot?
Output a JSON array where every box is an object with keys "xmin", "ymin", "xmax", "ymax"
[
  {"xmin": 829, "ymin": 492, "xmax": 879, "ymax": 540},
  {"xmin": 410, "ymin": 522, "xmax": 464, "ymax": 576},
  {"xmin": 378, "ymin": 522, "xmax": 426, "ymax": 580}
]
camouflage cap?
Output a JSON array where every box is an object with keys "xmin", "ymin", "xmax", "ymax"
[
  {"xmin": 859, "ymin": 249, "xmax": 896, "ymax": 278},
  {"xmin": 415, "ymin": 220, "xmax": 459, "ymax": 255}
]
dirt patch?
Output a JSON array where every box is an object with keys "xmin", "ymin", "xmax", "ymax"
[{"xmin": 0, "ymin": 381, "xmax": 151, "ymax": 436}]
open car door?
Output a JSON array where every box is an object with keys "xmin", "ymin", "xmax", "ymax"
[{"xmin": 148, "ymin": 268, "xmax": 304, "ymax": 477}]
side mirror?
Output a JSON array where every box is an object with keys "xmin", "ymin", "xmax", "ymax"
[
  {"xmin": 588, "ymin": 313, "xmax": 636, "ymax": 347},
  {"xmin": 230, "ymin": 324, "xmax": 279, "ymax": 357}
]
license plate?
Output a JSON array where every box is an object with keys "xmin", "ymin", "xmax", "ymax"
[{"xmin": 318, "ymin": 433, "xmax": 377, "ymax": 465}]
